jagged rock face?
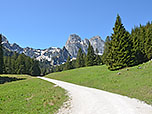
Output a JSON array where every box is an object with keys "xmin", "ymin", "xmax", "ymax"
[
  {"xmin": 2, "ymin": 36, "xmax": 23, "ymax": 53},
  {"xmin": 2, "ymin": 35, "xmax": 70, "ymax": 65},
  {"xmin": 2, "ymin": 34, "xmax": 104, "ymax": 65},
  {"xmin": 89, "ymin": 36, "xmax": 104, "ymax": 55},
  {"xmin": 65, "ymin": 34, "xmax": 88, "ymax": 57},
  {"xmin": 2, "ymin": 35, "xmax": 12, "ymax": 50},
  {"xmin": 65, "ymin": 34, "xmax": 104, "ymax": 57}
]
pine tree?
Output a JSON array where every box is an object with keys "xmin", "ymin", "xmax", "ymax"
[
  {"xmin": 145, "ymin": 26, "xmax": 152, "ymax": 60},
  {"xmin": 139, "ymin": 26, "xmax": 148, "ymax": 62},
  {"xmin": 83, "ymin": 53, "xmax": 86, "ymax": 66},
  {"xmin": 4, "ymin": 56, "xmax": 8, "ymax": 74},
  {"xmin": 94, "ymin": 49, "xmax": 102, "ymax": 65},
  {"xmin": 86, "ymin": 43, "xmax": 95, "ymax": 66},
  {"xmin": 0, "ymin": 34, "xmax": 4, "ymax": 74},
  {"xmin": 17, "ymin": 65, "xmax": 25, "ymax": 74},
  {"xmin": 64, "ymin": 56, "xmax": 71, "ymax": 70},
  {"xmin": 131, "ymin": 27, "xmax": 141, "ymax": 65},
  {"xmin": 102, "ymin": 36, "xmax": 111, "ymax": 65},
  {"xmin": 107, "ymin": 14, "xmax": 132, "ymax": 70},
  {"xmin": 25, "ymin": 57, "xmax": 32, "ymax": 74},
  {"xmin": 16, "ymin": 54, "xmax": 26, "ymax": 74},
  {"xmin": 7, "ymin": 57, "xmax": 12, "ymax": 73},
  {"xmin": 76, "ymin": 48, "xmax": 85, "ymax": 68},
  {"xmin": 30, "ymin": 60, "xmax": 41, "ymax": 76},
  {"xmin": 56, "ymin": 65, "xmax": 61, "ymax": 72}
]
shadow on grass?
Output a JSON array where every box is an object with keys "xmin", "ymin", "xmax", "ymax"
[{"xmin": 0, "ymin": 76, "xmax": 26, "ymax": 84}]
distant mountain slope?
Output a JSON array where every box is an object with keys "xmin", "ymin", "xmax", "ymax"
[{"xmin": 2, "ymin": 34, "xmax": 104, "ymax": 65}]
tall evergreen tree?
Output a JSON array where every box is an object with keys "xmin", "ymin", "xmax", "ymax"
[
  {"xmin": 76, "ymin": 48, "xmax": 85, "ymax": 68},
  {"xmin": 145, "ymin": 26, "xmax": 152, "ymax": 60},
  {"xmin": 94, "ymin": 49, "xmax": 102, "ymax": 65},
  {"xmin": 30, "ymin": 60, "xmax": 41, "ymax": 76},
  {"xmin": 0, "ymin": 34, "xmax": 4, "ymax": 74},
  {"xmin": 83, "ymin": 53, "xmax": 86, "ymax": 66},
  {"xmin": 102, "ymin": 36, "xmax": 111, "ymax": 65},
  {"xmin": 64, "ymin": 56, "xmax": 71, "ymax": 70},
  {"xmin": 16, "ymin": 54, "xmax": 26, "ymax": 74},
  {"xmin": 107, "ymin": 14, "xmax": 132, "ymax": 70},
  {"xmin": 55, "ymin": 65, "xmax": 61, "ymax": 72},
  {"xmin": 139, "ymin": 26, "xmax": 148, "ymax": 62},
  {"xmin": 86, "ymin": 43, "xmax": 95, "ymax": 66},
  {"xmin": 131, "ymin": 27, "xmax": 141, "ymax": 65}
]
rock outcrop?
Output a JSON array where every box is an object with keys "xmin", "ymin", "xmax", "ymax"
[{"xmin": 65, "ymin": 34, "xmax": 104, "ymax": 57}]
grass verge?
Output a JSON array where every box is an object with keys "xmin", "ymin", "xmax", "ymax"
[
  {"xmin": 46, "ymin": 60, "xmax": 152, "ymax": 105},
  {"xmin": 0, "ymin": 75, "xmax": 67, "ymax": 114}
]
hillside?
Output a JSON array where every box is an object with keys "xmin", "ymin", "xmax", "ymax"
[
  {"xmin": 0, "ymin": 75, "xmax": 67, "ymax": 113},
  {"xmin": 46, "ymin": 60, "xmax": 152, "ymax": 105}
]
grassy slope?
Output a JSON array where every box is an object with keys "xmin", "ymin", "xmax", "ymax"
[
  {"xmin": 46, "ymin": 60, "xmax": 152, "ymax": 105},
  {"xmin": 0, "ymin": 75, "xmax": 67, "ymax": 114}
]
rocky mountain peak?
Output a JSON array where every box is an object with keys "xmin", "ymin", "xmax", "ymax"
[
  {"xmin": 66, "ymin": 34, "xmax": 82, "ymax": 45},
  {"xmin": 90, "ymin": 35, "xmax": 101, "ymax": 40},
  {"xmin": 2, "ymin": 34, "xmax": 104, "ymax": 65},
  {"xmin": 89, "ymin": 36, "xmax": 104, "ymax": 55},
  {"xmin": 65, "ymin": 34, "xmax": 105, "ymax": 57},
  {"xmin": 1, "ymin": 35, "xmax": 8, "ymax": 43}
]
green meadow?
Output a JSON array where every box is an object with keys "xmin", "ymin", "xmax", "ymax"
[
  {"xmin": 0, "ymin": 75, "xmax": 67, "ymax": 114},
  {"xmin": 46, "ymin": 60, "xmax": 152, "ymax": 105}
]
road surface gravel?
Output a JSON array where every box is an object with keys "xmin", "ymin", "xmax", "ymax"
[{"xmin": 38, "ymin": 77, "xmax": 152, "ymax": 114}]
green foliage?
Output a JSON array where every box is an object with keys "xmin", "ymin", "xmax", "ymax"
[
  {"xmin": 102, "ymin": 36, "xmax": 111, "ymax": 65},
  {"xmin": 76, "ymin": 48, "xmax": 85, "ymax": 68},
  {"xmin": 144, "ymin": 24, "xmax": 152, "ymax": 60},
  {"xmin": 64, "ymin": 56, "xmax": 71, "ymax": 70},
  {"xmin": 94, "ymin": 49, "xmax": 102, "ymax": 65},
  {"xmin": 47, "ymin": 60, "xmax": 152, "ymax": 105},
  {"xmin": 3, "ymin": 52, "xmax": 41, "ymax": 76},
  {"xmin": 71, "ymin": 59, "xmax": 76, "ymax": 69},
  {"xmin": 86, "ymin": 43, "xmax": 95, "ymax": 66},
  {"xmin": 39, "ymin": 60, "xmax": 52, "ymax": 75},
  {"xmin": 0, "ymin": 34, "xmax": 4, "ymax": 74},
  {"xmin": 131, "ymin": 22, "xmax": 152, "ymax": 65},
  {"xmin": 55, "ymin": 65, "xmax": 62, "ymax": 72},
  {"xmin": 106, "ymin": 15, "xmax": 132, "ymax": 70},
  {"xmin": 30, "ymin": 60, "xmax": 41, "ymax": 76}
]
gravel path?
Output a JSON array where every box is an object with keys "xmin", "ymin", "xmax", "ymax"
[{"xmin": 38, "ymin": 77, "xmax": 152, "ymax": 114}]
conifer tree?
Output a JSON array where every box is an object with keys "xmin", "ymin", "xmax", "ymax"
[
  {"xmin": 145, "ymin": 26, "xmax": 152, "ymax": 60},
  {"xmin": 86, "ymin": 43, "xmax": 95, "ymax": 66},
  {"xmin": 94, "ymin": 49, "xmax": 102, "ymax": 65},
  {"xmin": 30, "ymin": 60, "xmax": 41, "ymax": 76},
  {"xmin": 83, "ymin": 53, "xmax": 86, "ymax": 66},
  {"xmin": 131, "ymin": 27, "xmax": 141, "ymax": 65},
  {"xmin": 16, "ymin": 54, "xmax": 26, "ymax": 74},
  {"xmin": 56, "ymin": 65, "xmax": 61, "ymax": 72},
  {"xmin": 139, "ymin": 26, "xmax": 148, "ymax": 62},
  {"xmin": 17, "ymin": 65, "xmax": 25, "ymax": 74},
  {"xmin": 102, "ymin": 36, "xmax": 111, "ymax": 64},
  {"xmin": 107, "ymin": 14, "xmax": 132, "ymax": 70},
  {"xmin": 0, "ymin": 34, "xmax": 4, "ymax": 74},
  {"xmin": 64, "ymin": 56, "xmax": 71, "ymax": 70},
  {"xmin": 76, "ymin": 48, "xmax": 85, "ymax": 68}
]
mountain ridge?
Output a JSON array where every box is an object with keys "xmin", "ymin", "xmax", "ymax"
[{"xmin": 2, "ymin": 34, "xmax": 104, "ymax": 65}]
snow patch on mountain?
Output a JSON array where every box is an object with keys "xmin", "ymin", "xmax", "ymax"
[{"xmin": 2, "ymin": 34, "xmax": 104, "ymax": 65}]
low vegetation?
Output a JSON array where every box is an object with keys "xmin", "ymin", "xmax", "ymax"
[
  {"xmin": 0, "ymin": 75, "xmax": 67, "ymax": 114},
  {"xmin": 46, "ymin": 60, "xmax": 152, "ymax": 105}
]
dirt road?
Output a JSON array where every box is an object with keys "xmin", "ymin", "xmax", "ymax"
[{"xmin": 38, "ymin": 77, "xmax": 152, "ymax": 114}]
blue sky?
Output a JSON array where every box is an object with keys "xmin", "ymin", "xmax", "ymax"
[{"xmin": 0, "ymin": 0, "xmax": 152, "ymax": 49}]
